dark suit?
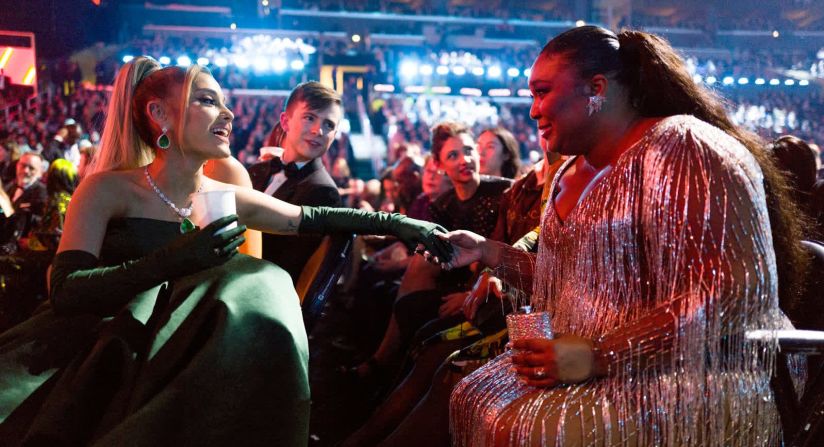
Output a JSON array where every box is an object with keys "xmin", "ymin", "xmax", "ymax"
[
  {"xmin": 248, "ymin": 157, "xmax": 342, "ymax": 283},
  {"xmin": 43, "ymin": 138, "xmax": 67, "ymax": 164},
  {"xmin": 1, "ymin": 181, "xmax": 47, "ymax": 250}
]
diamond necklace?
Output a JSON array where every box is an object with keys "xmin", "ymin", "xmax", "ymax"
[{"xmin": 144, "ymin": 165, "xmax": 202, "ymax": 233}]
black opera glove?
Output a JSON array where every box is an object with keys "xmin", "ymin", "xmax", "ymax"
[
  {"xmin": 299, "ymin": 206, "xmax": 453, "ymax": 263},
  {"xmin": 49, "ymin": 215, "xmax": 246, "ymax": 316}
]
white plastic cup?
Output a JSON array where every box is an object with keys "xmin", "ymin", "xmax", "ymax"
[{"xmin": 190, "ymin": 190, "xmax": 237, "ymax": 233}]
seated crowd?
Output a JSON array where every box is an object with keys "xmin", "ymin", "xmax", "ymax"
[{"xmin": 0, "ymin": 24, "xmax": 822, "ymax": 446}]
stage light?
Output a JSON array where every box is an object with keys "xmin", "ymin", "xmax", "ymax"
[
  {"xmin": 799, "ymin": 80, "xmax": 810, "ymax": 86},
  {"xmin": 290, "ymin": 59, "xmax": 305, "ymax": 70},
  {"xmin": 272, "ymin": 57, "xmax": 288, "ymax": 72},
  {"xmin": 431, "ymin": 86, "xmax": 451, "ymax": 94},
  {"xmin": 576, "ymin": 20, "xmax": 586, "ymax": 27},
  {"xmin": 772, "ymin": 30, "xmax": 780, "ymax": 38},
  {"xmin": 352, "ymin": 34, "xmax": 361, "ymax": 43},
  {"xmin": 253, "ymin": 57, "xmax": 269, "ymax": 72},
  {"xmin": 234, "ymin": 55, "xmax": 250, "ymax": 69},
  {"xmin": 737, "ymin": 77, "xmax": 749, "ymax": 85},
  {"xmin": 177, "ymin": 56, "xmax": 192, "ymax": 67},
  {"xmin": 230, "ymin": 23, "xmax": 237, "ymax": 30},
  {"xmin": 373, "ymin": 84, "xmax": 395, "ymax": 92},
  {"xmin": 517, "ymin": 89, "xmax": 531, "ymax": 97},
  {"xmin": 722, "ymin": 76, "xmax": 734, "ymax": 85},
  {"xmin": 215, "ymin": 57, "xmax": 229, "ymax": 68},
  {"xmin": 784, "ymin": 79, "xmax": 795, "ymax": 86},
  {"xmin": 404, "ymin": 85, "xmax": 426, "ymax": 93},
  {"xmin": 22, "ymin": 66, "xmax": 35, "ymax": 85},
  {"xmin": 459, "ymin": 88, "xmax": 482, "ymax": 97},
  {"xmin": 122, "ymin": 55, "xmax": 134, "ymax": 63},
  {"xmin": 158, "ymin": 56, "xmax": 171, "ymax": 65},
  {"xmin": 507, "ymin": 67, "xmax": 520, "ymax": 77},
  {"xmin": 523, "ymin": 68, "xmax": 531, "ymax": 77},
  {"xmin": 692, "ymin": 74, "xmax": 703, "ymax": 84},
  {"xmin": 196, "ymin": 57, "xmax": 209, "ymax": 66},
  {"xmin": 471, "ymin": 66, "xmax": 485, "ymax": 76},
  {"xmin": 400, "ymin": 61, "xmax": 418, "ymax": 78},
  {"xmin": 755, "ymin": 78, "xmax": 765, "ymax": 85},
  {"xmin": 419, "ymin": 64, "xmax": 433, "ymax": 76},
  {"xmin": 452, "ymin": 66, "xmax": 466, "ymax": 76},
  {"xmin": 0, "ymin": 48, "xmax": 12, "ymax": 70},
  {"xmin": 769, "ymin": 78, "xmax": 780, "ymax": 85},
  {"xmin": 705, "ymin": 76, "xmax": 717, "ymax": 85},
  {"xmin": 488, "ymin": 88, "xmax": 511, "ymax": 97},
  {"xmin": 436, "ymin": 65, "xmax": 449, "ymax": 75}
]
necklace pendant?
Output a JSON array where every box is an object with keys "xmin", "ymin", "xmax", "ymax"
[{"xmin": 180, "ymin": 217, "xmax": 196, "ymax": 234}]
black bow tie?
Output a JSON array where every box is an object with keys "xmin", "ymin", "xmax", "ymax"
[{"xmin": 271, "ymin": 157, "xmax": 300, "ymax": 178}]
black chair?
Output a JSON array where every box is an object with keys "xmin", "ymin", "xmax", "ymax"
[
  {"xmin": 756, "ymin": 239, "xmax": 824, "ymax": 446},
  {"xmin": 295, "ymin": 233, "xmax": 354, "ymax": 334}
]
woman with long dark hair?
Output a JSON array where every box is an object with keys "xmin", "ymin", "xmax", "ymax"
[{"xmin": 445, "ymin": 26, "xmax": 807, "ymax": 446}]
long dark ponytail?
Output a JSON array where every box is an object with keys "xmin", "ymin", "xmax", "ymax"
[{"xmin": 542, "ymin": 26, "xmax": 809, "ymax": 313}]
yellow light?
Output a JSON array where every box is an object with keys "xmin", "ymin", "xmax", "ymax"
[
  {"xmin": 22, "ymin": 66, "xmax": 36, "ymax": 85},
  {"xmin": 0, "ymin": 48, "xmax": 13, "ymax": 69}
]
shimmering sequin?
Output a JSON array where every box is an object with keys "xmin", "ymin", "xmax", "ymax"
[
  {"xmin": 450, "ymin": 116, "xmax": 785, "ymax": 446},
  {"xmin": 506, "ymin": 311, "xmax": 553, "ymax": 342}
]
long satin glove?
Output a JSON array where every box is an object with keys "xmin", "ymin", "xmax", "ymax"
[
  {"xmin": 49, "ymin": 215, "xmax": 247, "ymax": 316},
  {"xmin": 299, "ymin": 206, "xmax": 453, "ymax": 263}
]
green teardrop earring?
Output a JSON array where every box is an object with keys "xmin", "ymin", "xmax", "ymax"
[{"xmin": 156, "ymin": 127, "xmax": 170, "ymax": 150}]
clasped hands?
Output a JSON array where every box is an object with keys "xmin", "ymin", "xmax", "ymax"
[{"xmin": 510, "ymin": 335, "xmax": 602, "ymax": 388}]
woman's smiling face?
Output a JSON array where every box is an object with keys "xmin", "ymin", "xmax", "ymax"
[
  {"xmin": 528, "ymin": 54, "xmax": 591, "ymax": 156},
  {"xmin": 181, "ymin": 73, "xmax": 235, "ymax": 159}
]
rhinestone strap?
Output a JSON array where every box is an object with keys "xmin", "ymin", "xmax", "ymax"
[{"xmin": 144, "ymin": 166, "xmax": 202, "ymax": 220}]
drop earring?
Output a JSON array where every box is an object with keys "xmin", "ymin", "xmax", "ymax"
[
  {"xmin": 587, "ymin": 96, "xmax": 606, "ymax": 116},
  {"xmin": 156, "ymin": 127, "xmax": 170, "ymax": 150}
]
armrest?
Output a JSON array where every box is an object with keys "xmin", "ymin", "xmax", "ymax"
[{"xmin": 745, "ymin": 330, "xmax": 824, "ymax": 355}]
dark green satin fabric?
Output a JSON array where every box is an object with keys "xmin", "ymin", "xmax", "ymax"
[{"xmin": 0, "ymin": 218, "xmax": 309, "ymax": 446}]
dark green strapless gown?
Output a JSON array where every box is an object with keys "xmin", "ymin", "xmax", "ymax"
[{"xmin": 0, "ymin": 218, "xmax": 309, "ymax": 446}]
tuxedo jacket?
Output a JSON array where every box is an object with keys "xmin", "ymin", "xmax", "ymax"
[
  {"xmin": 248, "ymin": 157, "xmax": 342, "ymax": 283},
  {"xmin": 2, "ymin": 181, "xmax": 48, "ymax": 245}
]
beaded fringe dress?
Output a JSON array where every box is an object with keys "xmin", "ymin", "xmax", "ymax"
[{"xmin": 450, "ymin": 115, "xmax": 785, "ymax": 446}]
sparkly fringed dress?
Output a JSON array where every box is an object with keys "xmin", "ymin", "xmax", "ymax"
[{"xmin": 450, "ymin": 115, "xmax": 785, "ymax": 446}]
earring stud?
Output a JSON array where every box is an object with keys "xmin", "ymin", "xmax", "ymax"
[{"xmin": 587, "ymin": 96, "xmax": 606, "ymax": 116}]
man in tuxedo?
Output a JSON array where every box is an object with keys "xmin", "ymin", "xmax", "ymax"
[
  {"xmin": 248, "ymin": 82, "xmax": 343, "ymax": 283},
  {"xmin": 43, "ymin": 119, "xmax": 81, "ymax": 165},
  {"xmin": 2, "ymin": 152, "xmax": 47, "ymax": 252}
]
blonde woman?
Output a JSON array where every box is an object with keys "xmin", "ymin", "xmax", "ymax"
[{"xmin": 0, "ymin": 57, "xmax": 450, "ymax": 446}]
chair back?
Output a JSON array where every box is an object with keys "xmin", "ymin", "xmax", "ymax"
[
  {"xmin": 295, "ymin": 233, "xmax": 353, "ymax": 333},
  {"xmin": 774, "ymin": 240, "xmax": 824, "ymax": 446}
]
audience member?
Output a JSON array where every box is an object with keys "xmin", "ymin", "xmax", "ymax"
[
  {"xmin": 347, "ymin": 122, "xmax": 511, "ymax": 385},
  {"xmin": 477, "ymin": 127, "xmax": 521, "ymax": 179},
  {"xmin": 391, "ymin": 156, "xmax": 423, "ymax": 214},
  {"xmin": 1, "ymin": 152, "xmax": 47, "ymax": 254},
  {"xmin": 769, "ymin": 135, "xmax": 824, "ymax": 239},
  {"xmin": 247, "ymin": 82, "xmax": 344, "ymax": 283}
]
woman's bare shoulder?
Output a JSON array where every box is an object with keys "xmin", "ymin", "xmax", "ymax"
[{"xmin": 204, "ymin": 156, "xmax": 252, "ymax": 187}]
